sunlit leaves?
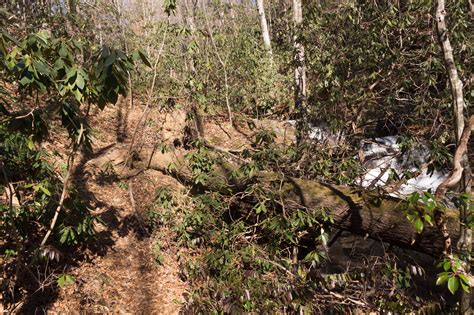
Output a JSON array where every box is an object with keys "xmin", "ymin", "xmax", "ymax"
[
  {"xmin": 163, "ymin": 0, "xmax": 177, "ymax": 16},
  {"xmin": 447, "ymin": 277, "xmax": 459, "ymax": 294},
  {"xmin": 185, "ymin": 143, "xmax": 215, "ymax": 185},
  {"xmin": 436, "ymin": 256, "xmax": 472, "ymax": 294},
  {"xmin": 57, "ymin": 274, "xmax": 75, "ymax": 288},
  {"xmin": 1, "ymin": 31, "xmax": 138, "ymax": 114},
  {"xmin": 405, "ymin": 192, "xmax": 436, "ymax": 233},
  {"xmin": 253, "ymin": 201, "xmax": 267, "ymax": 214}
]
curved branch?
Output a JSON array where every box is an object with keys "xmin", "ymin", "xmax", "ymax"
[{"xmin": 436, "ymin": 116, "xmax": 474, "ymax": 199}]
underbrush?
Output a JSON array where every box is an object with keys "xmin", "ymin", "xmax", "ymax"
[
  {"xmin": 0, "ymin": 127, "xmax": 101, "ymax": 307},
  {"xmin": 144, "ymin": 138, "xmax": 447, "ymax": 313},
  {"xmin": 0, "ymin": 29, "xmax": 140, "ymax": 309},
  {"xmin": 146, "ymin": 186, "xmax": 447, "ymax": 313}
]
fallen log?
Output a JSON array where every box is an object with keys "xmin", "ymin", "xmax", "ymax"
[
  {"xmin": 86, "ymin": 145, "xmax": 459, "ymax": 258},
  {"xmin": 279, "ymin": 176, "xmax": 459, "ymax": 258}
]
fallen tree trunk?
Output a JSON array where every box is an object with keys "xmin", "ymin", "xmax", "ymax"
[
  {"xmin": 102, "ymin": 146, "xmax": 459, "ymax": 258},
  {"xmin": 280, "ymin": 176, "xmax": 459, "ymax": 258}
]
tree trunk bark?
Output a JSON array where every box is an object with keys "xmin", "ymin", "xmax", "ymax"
[
  {"xmin": 137, "ymin": 148, "xmax": 460, "ymax": 258},
  {"xmin": 435, "ymin": 0, "xmax": 471, "ymax": 310},
  {"xmin": 68, "ymin": 0, "xmax": 76, "ymax": 14},
  {"xmin": 468, "ymin": 0, "xmax": 474, "ymax": 20},
  {"xmin": 292, "ymin": 0, "xmax": 306, "ymax": 142},
  {"xmin": 256, "ymin": 0, "xmax": 273, "ymax": 55}
]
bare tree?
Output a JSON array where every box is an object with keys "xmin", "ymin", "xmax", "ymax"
[
  {"xmin": 183, "ymin": 0, "xmax": 198, "ymax": 74},
  {"xmin": 435, "ymin": 0, "xmax": 472, "ymax": 311},
  {"xmin": 293, "ymin": 0, "xmax": 306, "ymax": 140},
  {"xmin": 256, "ymin": 0, "xmax": 272, "ymax": 55}
]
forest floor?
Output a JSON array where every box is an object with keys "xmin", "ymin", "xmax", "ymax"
[
  {"xmin": 12, "ymin": 96, "xmax": 449, "ymax": 313},
  {"xmin": 47, "ymin": 99, "xmax": 189, "ymax": 313},
  {"xmin": 14, "ymin": 92, "xmax": 294, "ymax": 313}
]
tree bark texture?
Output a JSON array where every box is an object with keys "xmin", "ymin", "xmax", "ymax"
[
  {"xmin": 137, "ymin": 148, "xmax": 461, "ymax": 258},
  {"xmin": 256, "ymin": 0, "xmax": 273, "ymax": 54},
  {"xmin": 292, "ymin": 0, "xmax": 306, "ymax": 112},
  {"xmin": 436, "ymin": 0, "xmax": 472, "ymax": 311},
  {"xmin": 436, "ymin": 0, "xmax": 466, "ymax": 143}
]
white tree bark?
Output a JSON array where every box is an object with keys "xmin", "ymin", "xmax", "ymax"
[
  {"xmin": 435, "ymin": 0, "xmax": 471, "ymax": 312},
  {"xmin": 293, "ymin": 0, "xmax": 306, "ymax": 112},
  {"xmin": 256, "ymin": 0, "xmax": 272, "ymax": 55},
  {"xmin": 292, "ymin": 0, "xmax": 306, "ymax": 141},
  {"xmin": 436, "ymin": 1, "xmax": 465, "ymax": 141}
]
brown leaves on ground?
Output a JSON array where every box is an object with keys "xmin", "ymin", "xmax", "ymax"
[{"xmin": 50, "ymin": 98, "xmax": 189, "ymax": 313}]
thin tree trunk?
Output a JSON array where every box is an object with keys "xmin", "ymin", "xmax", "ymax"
[
  {"xmin": 468, "ymin": 0, "xmax": 474, "ymax": 20},
  {"xmin": 202, "ymin": 3, "xmax": 233, "ymax": 126},
  {"xmin": 435, "ymin": 0, "xmax": 471, "ymax": 311},
  {"xmin": 68, "ymin": 0, "xmax": 76, "ymax": 14},
  {"xmin": 122, "ymin": 24, "xmax": 169, "ymax": 172},
  {"xmin": 256, "ymin": 0, "xmax": 273, "ymax": 55},
  {"xmin": 184, "ymin": 0, "xmax": 197, "ymax": 74},
  {"xmin": 293, "ymin": 0, "xmax": 306, "ymax": 140}
]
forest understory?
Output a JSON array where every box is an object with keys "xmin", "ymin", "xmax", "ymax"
[
  {"xmin": 1, "ymin": 0, "xmax": 473, "ymax": 313},
  {"xmin": 1, "ymin": 98, "xmax": 462, "ymax": 313}
]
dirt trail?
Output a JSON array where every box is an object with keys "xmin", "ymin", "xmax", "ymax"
[
  {"xmin": 40, "ymin": 98, "xmax": 288, "ymax": 313},
  {"xmin": 50, "ymin": 100, "xmax": 188, "ymax": 313}
]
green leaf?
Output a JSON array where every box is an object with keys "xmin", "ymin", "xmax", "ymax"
[
  {"xmin": 38, "ymin": 184, "xmax": 51, "ymax": 196},
  {"xmin": 408, "ymin": 192, "xmax": 420, "ymax": 204},
  {"xmin": 36, "ymin": 31, "xmax": 49, "ymax": 45},
  {"xmin": 72, "ymin": 40, "xmax": 83, "ymax": 51},
  {"xmin": 458, "ymin": 273, "xmax": 470, "ymax": 285},
  {"xmin": 65, "ymin": 66, "xmax": 77, "ymax": 81},
  {"xmin": 436, "ymin": 273, "xmax": 449, "ymax": 285},
  {"xmin": 443, "ymin": 260, "xmax": 451, "ymax": 271},
  {"xmin": 65, "ymin": 274, "xmax": 74, "ymax": 284},
  {"xmin": 116, "ymin": 50, "xmax": 127, "ymax": 60},
  {"xmin": 75, "ymin": 74, "xmax": 85, "ymax": 89},
  {"xmin": 59, "ymin": 44, "xmax": 68, "ymax": 58},
  {"xmin": 423, "ymin": 214, "xmax": 433, "ymax": 226},
  {"xmin": 461, "ymin": 281, "xmax": 470, "ymax": 293},
  {"xmin": 54, "ymin": 58, "xmax": 65, "ymax": 71},
  {"xmin": 57, "ymin": 274, "xmax": 75, "ymax": 288},
  {"xmin": 77, "ymin": 68, "xmax": 88, "ymax": 80},
  {"xmin": 448, "ymin": 276, "xmax": 459, "ymax": 294},
  {"xmin": 254, "ymin": 202, "xmax": 266, "ymax": 214},
  {"xmin": 33, "ymin": 60, "xmax": 50, "ymax": 75},
  {"xmin": 320, "ymin": 233, "xmax": 328, "ymax": 246},
  {"xmin": 132, "ymin": 51, "xmax": 139, "ymax": 61},
  {"xmin": 73, "ymin": 88, "xmax": 83, "ymax": 102},
  {"xmin": 60, "ymin": 228, "xmax": 70, "ymax": 244},
  {"xmin": 20, "ymin": 76, "xmax": 33, "ymax": 86},
  {"xmin": 138, "ymin": 49, "xmax": 152, "ymax": 67},
  {"xmin": 414, "ymin": 218, "xmax": 424, "ymax": 233},
  {"xmin": 104, "ymin": 54, "xmax": 116, "ymax": 67},
  {"xmin": 27, "ymin": 137, "xmax": 35, "ymax": 150}
]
